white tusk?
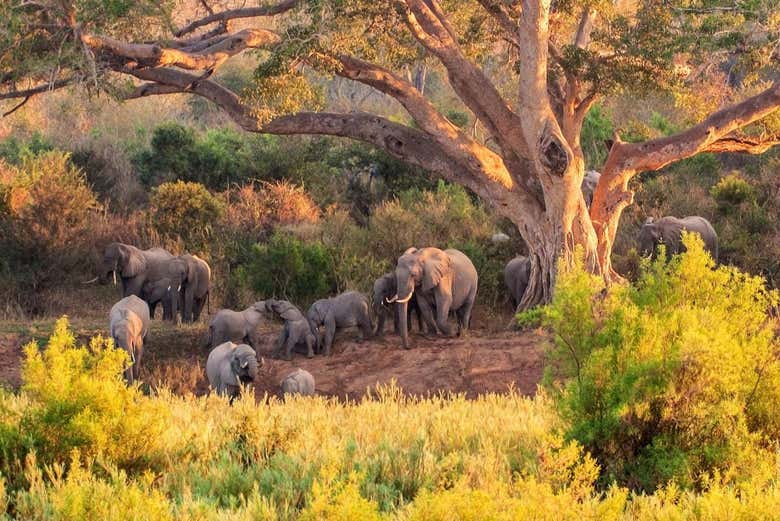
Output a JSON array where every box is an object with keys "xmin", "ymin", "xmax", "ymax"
[
  {"xmin": 396, "ymin": 290, "xmax": 414, "ymax": 304},
  {"xmin": 385, "ymin": 294, "xmax": 398, "ymax": 304},
  {"xmin": 177, "ymin": 284, "xmax": 181, "ymax": 292},
  {"xmin": 167, "ymin": 286, "xmax": 171, "ymax": 292},
  {"xmin": 81, "ymin": 277, "xmax": 99, "ymax": 284},
  {"xmin": 112, "ymin": 270, "xmax": 117, "ymax": 286}
]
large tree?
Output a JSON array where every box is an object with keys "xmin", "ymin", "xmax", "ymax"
[{"xmin": 2, "ymin": 0, "xmax": 778, "ymax": 306}]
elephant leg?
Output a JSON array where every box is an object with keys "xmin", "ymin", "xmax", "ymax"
[
  {"xmin": 415, "ymin": 297, "xmax": 439, "ymax": 336},
  {"xmin": 305, "ymin": 334, "xmax": 315, "ymax": 359},
  {"xmin": 284, "ymin": 333, "xmax": 296, "ymax": 361},
  {"xmin": 359, "ymin": 311, "xmax": 373, "ymax": 340},
  {"xmin": 323, "ymin": 319, "xmax": 336, "ymax": 356},
  {"xmin": 272, "ymin": 329, "xmax": 287, "ymax": 358},
  {"xmin": 375, "ymin": 310, "xmax": 386, "ymax": 337},
  {"xmin": 434, "ymin": 292, "xmax": 454, "ymax": 336},
  {"xmin": 133, "ymin": 345, "xmax": 143, "ymax": 381},
  {"xmin": 193, "ymin": 297, "xmax": 206, "ymax": 322}
]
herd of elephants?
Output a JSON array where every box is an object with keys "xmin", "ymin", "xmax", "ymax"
[{"xmin": 91, "ymin": 171, "xmax": 719, "ymax": 400}]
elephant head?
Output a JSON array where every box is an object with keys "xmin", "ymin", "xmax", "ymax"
[
  {"xmin": 638, "ymin": 218, "xmax": 662, "ymax": 258},
  {"xmin": 97, "ymin": 243, "xmax": 147, "ymax": 285},
  {"xmin": 265, "ymin": 299, "xmax": 304, "ymax": 321},
  {"xmin": 230, "ymin": 344, "xmax": 261, "ymax": 384},
  {"xmin": 389, "ymin": 247, "xmax": 451, "ymax": 348}
]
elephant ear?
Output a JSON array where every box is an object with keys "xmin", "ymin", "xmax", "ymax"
[
  {"xmin": 422, "ymin": 250, "xmax": 452, "ymax": 292},
  {"xmin": 403, "ymin": 247, "xmax": 418, "ymax": 255},
  {"xmin": 121, "ymin": 245, "xmax": 147, "ymax": 277}
]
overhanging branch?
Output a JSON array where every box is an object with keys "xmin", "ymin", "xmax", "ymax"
[
  {"xmin": 0, "ymin": 77, "xmax": 73, "ymax": 101},
  {"xmin": 175, "ymin": 0, "xmax": 299, "ymax": 37}
]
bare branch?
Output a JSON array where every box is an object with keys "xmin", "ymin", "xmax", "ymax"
[
  {"xmin": 175, "ymin": 0, "xmax": 299, "ymax": 37},
  {"xmin": 2, "ymin": 96, "xmax": 31, "ymax": 117},
  {"xmin": 574, "ymin": 8, "xmax": 597, "ymax": 50},
  {"xmin": 0, "ymin": 77, "xmax": 73, "ymax": 100}
]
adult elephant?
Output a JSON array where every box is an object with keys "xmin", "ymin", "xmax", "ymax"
[
  {"xmin": 387, "ymin": 247, "xmax": 478, "ymax": 349},
  {"xmin": 504, "ymin": 256, "xmax": 531, "ymax": 310},
  {"xmin": 140, "ymin": 256, "xmax": 189, "ymax": 322},
  {"xmin": 580, "ymin": 170, "xmax": 601, "ymax": 208},
  {"xmin": 88, "ymin": 242, "xmax": 174, "ymax": 298},
  {"xmin": 179, "ymin": 254, "xmax": 211, "ymax": 323},
  {"xmin": 638, "ymin": 216, "xmax": 718, "ymax": 262}
]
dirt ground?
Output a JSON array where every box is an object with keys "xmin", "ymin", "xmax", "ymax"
[{"xmin": 0, "ymin": 310, "xmax": 549, "ymax": 401}]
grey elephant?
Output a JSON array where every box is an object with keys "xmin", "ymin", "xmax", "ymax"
[
  {"xmin": 86, "ymin": 242, "xmax": 174, "ymax": 298},
  {"xmin": 280, "ymin": 368, "xmax": 315, "ymax": 397},
  {"xmin": 387, "ymin": 247, "xmax": 478, "ymax": 349},
  {"xmin": 307, "ymin": 291, "xmax": 373, "ymax": 356},
  {"xmin": 504, "ymin": 256, "xmax": 531, "ymax": 309},
  {"xmin": 265, "ymin": 299, "xmax": 317, "ymax": 360},
  {"xmin": 581, "ymin": 170, "xmax": 602, "ymax": 208},
  {"xmin": 638, "ymin": 216, "xmax": 718, "ymax": 261},
  {"xmin": 206, "ymin": 342, "xmax": 261, "ymax": 402},
  {"xmin": 140, "ymin": 255, "xmax": 189, "ymax": 322},
  {"xmin": 179, "ymin": 254, "xmax": 211, "ymax": 323},
  {"xmin": 204, "ymin": 301, "xmax": 267, "ymax": 349},
  {"xmin": 372, "ymin": 272, "xmax": 425, "ymax": 337},
  {"xmin": 109, "ymin": 295, "xmax": 150, "ymax": 384}
]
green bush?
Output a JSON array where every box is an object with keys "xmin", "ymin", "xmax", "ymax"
[
  {"xmin": 149, "ymin": 181, "xmax": 224, "ymax": 250},
  {"xmin": 710, "ymin": 172, "xmax": 756, "ymax": 210},
  {"xmin": 242, "ymin": 231, "xmax": 335, "ymax": 305},
  {"xmin": 538, "ymin": 235, "xmax": 780, "ymax": 491},
  {"xmin": 0, "ymin": 133, "xmax": 54, "ymax": 165}
]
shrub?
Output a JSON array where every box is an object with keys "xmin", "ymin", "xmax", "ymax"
[
  {"xmin": 242, "ymin": 231, "xmax": 335, "ymax": 305},
  {"xmin": 0, "ymin": 152, "xmax": 102, "ymax": 313},
  {"xmin": 710, "ymin": 172, "xmax": 756, "ymax": 210},
  {"xmin": 149, "ymin": 181, "xmax": 224, "ymax": 251},
  {"xmin": 537, "ymin": 236, "xmax": 780, "ymax": 491}
]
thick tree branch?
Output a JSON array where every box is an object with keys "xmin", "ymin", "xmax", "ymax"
[
  {"xmin": 175, "ymin": 0, "xmax": 299, "ymax": 37},
  {"xmin": 590, "ymin": 82, "xmax": 780, "ymax": 279},
  {"xmin": 333, "ymin": 54, "xmax": 514, "ymax": 189},
  {"xmin": 400, "ymin": 0, "xmax": 531, "ymax": 169},
  {"xmin": 82, "ymin": 29, "xmax": 280, "ymax": 71}
]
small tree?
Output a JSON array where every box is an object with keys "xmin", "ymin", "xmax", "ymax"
[{"xmin": 149, "ymin": 180, "xmax": 224, "ymax": 248}]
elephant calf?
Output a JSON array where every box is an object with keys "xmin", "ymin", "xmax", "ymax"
[
  {"xmin": 372, "ymin": 272, "xmax": 426, "ymax": 337},
  {"xmin": 206, "ymin": 342, "xmax": 261, "ymax": 402},
  {"xmin": 205, "ymin": 302, "xmax": 267, "ymax": 349},
  {"xmin": 109, "ymin": 295, "xmax": 150, "ymax": 384},
  {"xmin": 308, "ymin": 291, "xmax": 373, "ymax": 356},
  {"xmin": 280, "ymin": 368, "xmax": 315, "ymax": 397},
  {"xmin": 265, "ymin": 299, "xmax": 317, "ymax": 360},
  {"xmin": 638, "ymin": 216, "xmax": 718, "ymax": 262}
]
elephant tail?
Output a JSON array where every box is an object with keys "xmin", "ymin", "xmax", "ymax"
[
  {"xmin": 203, "ymin": 325, "xmax": 214, "ymax": 350},
  {"xmin": 206, "ymin": 291, "xmax": 211, "ymax": 316}
]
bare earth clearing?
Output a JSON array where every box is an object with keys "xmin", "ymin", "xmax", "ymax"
[{"xmin": 0, "ymin": 314, "xmax": 548, "ymax": 400}]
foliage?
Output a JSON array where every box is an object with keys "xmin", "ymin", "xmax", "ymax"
[
  {"xmin": 5, "ymin": 320, "xmax": 780, "ymax": 517},
  {"xmin": 242, "ymin": 231, "xmax": 335, "ymax": 305},
  {"xmin": 149, "ymin": 181, "xmax": 224, "ymax": 251},
  {"xmin": 0, "ymin": 133, "xmax": 54, "ymax": 165},
  {"xmin": 0, "ymin": 152, "xmax": 103, "ymax": 313},
  {"xmin": 710, "ymin": 172, "xmax": 757, "ymax": 210},
  {"xmin": 537, "ymin": 236, "xmax": 780, "ymax": 491}
]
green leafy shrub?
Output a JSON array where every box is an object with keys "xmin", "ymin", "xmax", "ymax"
[
  {"xmin": 242, "ymin": 231, "xmax": 335, "ymax": 305},
  {"xmin": 0, "ymin": 132, "xmax": 54, "ymax": 165},
  {"xmin": 149, "ymin": 181, "xmax": 224, "ymax": 250},
  {"xmin": 710, "ymin": 172, "xmax": 756, "ymax": 209},
  {"xmin": 539, "ymin": 236, "xmax": 780, "ymax": 491}
]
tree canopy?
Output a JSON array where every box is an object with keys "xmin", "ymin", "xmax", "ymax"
[{"xmin": 1, "ymin": 0, "xmax": 779, "ymax": 305}]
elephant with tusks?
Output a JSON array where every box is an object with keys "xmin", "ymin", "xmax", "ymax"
[
  {"xmin": 206, "ymin": 342, "xmax": 261, "ymax": 402},
  {"xmin": 638, "ymin": 216, "xmax": 718, "ymax": 262},
  {"xmin": 109, "ymin": 295, "xmax": 150, "ymax": 385},
  {"xmin": 388, "ymin": 247, "xmax": 478, "ymax": 349},
  {"xmin": 280, "ymin": 369, "xmax": 315, "ymax": 397}
]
